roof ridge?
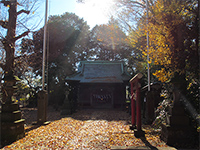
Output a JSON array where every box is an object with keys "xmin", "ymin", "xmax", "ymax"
[
  {"xmin": 79, "ymin": 60, "xmax": 124, "ymax": 65},
  {"xmin": 66, "ymin": 60, "xmax": 131, "ymax": 83}
]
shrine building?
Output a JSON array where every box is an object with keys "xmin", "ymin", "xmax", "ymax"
[{"xmin": 66, "ymin": 61, "xmax": 131, "ymax": 108}]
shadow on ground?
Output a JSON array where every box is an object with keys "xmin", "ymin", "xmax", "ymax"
[{"xmin": 140, "ymin": 136, "xmax": 158, "ymax": 150}]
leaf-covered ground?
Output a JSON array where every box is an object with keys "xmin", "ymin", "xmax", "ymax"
[{"xmin": 2, "ymin": 108, "xmax": 175, "ymax": 149}]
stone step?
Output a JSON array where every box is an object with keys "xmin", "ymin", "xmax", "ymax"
[
  {"xmin": 1, "ymin": 119, "xmax": 25, "ymax": 126},
  {"xmin": 166, "ymin": 115, "xmax": 190, "ymax": 126},
  {"xmin": 1, "ymin": 119, "xmax": 25, "ymax": 142},
  {"xmin": 161, "ymin": 123, "xmax": 195, "ymax": 146},
  {"xmin": 14, "ymin": 118, "xmax": 25, "ymax": 124},
  {"xmin": 1, "ymin": 103, "xmax": 19, "ymax": 112},
  {"xmin": 0, "ymin": 110, "xmax": 22, "ymax": 122},
  {"xmin": 169, "ymin": 106, "xmax": 185, "ymax": 115}
]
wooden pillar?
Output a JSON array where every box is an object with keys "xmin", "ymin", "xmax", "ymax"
[
  {"xmin": 130, "ymin": 82, "xmax": 136, "ymax": 129},
  {"xmin": 129, "ymin": 73, "xmax": 144, "ymax": 137},
  {"xmin": 136, "ymin": 79, "xmax": 141, "ymax": 131}
]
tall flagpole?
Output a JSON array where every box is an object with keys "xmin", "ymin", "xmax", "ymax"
[
  {"xmin": 37, "ymin": 0, "xmax": 48, "ymax": 125},
  {"xmin": 146, "ymin": 0, "xmax": 150, "ymax": 91},
  {"xmin": 42, "ymin": 0, "xmax": 48, "ymax": 90}
]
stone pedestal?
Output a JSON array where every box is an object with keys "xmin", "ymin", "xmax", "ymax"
[
  {"xmin": 0, "ymin": 103, "xmax": 25, "ymax": 144},
  {"xmin": 37, "ymin": 90, "xmax": 48, "ymax": 124},
  {"xmin": 134, "ymin": 129, "xmax": 145, "ymax": 138},
  {"xmin": 145, "ymin": 91, "xmax": 156, "ymax": 124},
  {"xmin": 145, "ymin": 83, "xmax": 162, "ymax": 124},
  {"xmin": 161, "ymin": 90, "xmax": 195, "ymax": 147},
  {"xmin": 61, "ymin": 89, "xmax": 77, "ymax": 115},
  {"xmin": 61, "ymin": 98, "xmax": 72, "ymax": 115}
]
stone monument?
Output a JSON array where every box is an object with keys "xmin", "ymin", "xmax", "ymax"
[
  {"xmin": 0, "ymin": 72, "xmax": 25, "ymax": 145},
  {"xmin": 161, "ymin": 82, "xmax": 195, "ymax": 147}
]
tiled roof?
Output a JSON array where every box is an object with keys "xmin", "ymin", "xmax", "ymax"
[{"xmin": 66, "ymin": 61, "xmax": 131, "ymax": 83}]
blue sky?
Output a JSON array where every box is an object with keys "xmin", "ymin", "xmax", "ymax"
[
  {"xmin": 48, "ymin": 0, "xmax": 76, "ymax": 16},
  {"xmin": 36, "ymin": 0, "xmax": 114, "ymax": 30}
]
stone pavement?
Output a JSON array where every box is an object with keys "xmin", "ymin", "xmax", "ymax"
[{"xmin": 111, "ymin": 146, "xmax": 177, "ymax": 149}]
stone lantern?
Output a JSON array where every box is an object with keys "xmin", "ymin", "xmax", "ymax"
[{"xmin": 0, "ymin": 72, "xmax": 25, "ymax": 146}]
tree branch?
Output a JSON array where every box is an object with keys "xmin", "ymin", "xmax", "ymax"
[
  {"xmin": 76, "ymin": 0, "xmax": 84, "ymax": 3},
  {"xmin": 14, "ymin": 30, "xmax": 30, "ymax": 41},
  {"xmin": 0, "ymin": 0, "xmax": 20, "ymax": 6},
  {"xmin": 0, "ymin": 0, "xmax": 10, "ymax": 6},
  {"xmin": 17, "ymin": 10, "xmax": 30, "ymax": 16},
  {"xmin": 0, "ymin": 20, "xmax": 8, "ymax": 29},
  {"xmin": 0, "ymin": 63, "xmax": 5, "ymax": 70}
]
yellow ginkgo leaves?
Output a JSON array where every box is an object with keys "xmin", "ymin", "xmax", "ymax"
[
  {"xmin": 153, "ymin": 68, "xmax": 173, "ymax": 82},
  {"xmin": 128, "ymin": 0, "xmax": 192, "ymax": 82},
  {"xmin": 3, "ymin": 109, "xmax": 169, "ymax": 149}
]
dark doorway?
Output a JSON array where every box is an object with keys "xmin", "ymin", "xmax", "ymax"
[{"xmin": 91, "ymin": 88, "xmax": 113, "ymax": 108}]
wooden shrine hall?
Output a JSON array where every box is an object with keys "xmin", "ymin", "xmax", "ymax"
[{"xmin": 66, "ymin": 61, "xmax": 131, "ymax": 108}]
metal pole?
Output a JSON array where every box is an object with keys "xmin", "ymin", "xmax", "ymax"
[
  {"xmin": 146, "ymin": 0, "xmax": 150, "ymax": 91},
  {"xmin": 42, "ymin": 0, "xmax": 48, "ymax": 90}
]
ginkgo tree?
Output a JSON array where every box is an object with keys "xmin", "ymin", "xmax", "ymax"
[
  {"xmin": 128, "ymin": 0, "xmax": 199, "ymax": 84},
  {"xmin": 0, "ymin": 0, "xmax": 41, "ymax": 107},
  {"xmin": 124, "ymin": 0, "xmax": 199, "ymax": 112},
  {"xmin": 0, "ymin": 0, "xmax": 39, "ymax": 77}
]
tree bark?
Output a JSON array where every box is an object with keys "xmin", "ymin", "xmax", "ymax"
[{"xmin": 4, "ymin": 0, "xmax": 17, "ymax": 74}]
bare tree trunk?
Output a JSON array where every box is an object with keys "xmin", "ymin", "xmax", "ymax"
[{"xmin": 3, "ymin": 0, "xmax": 17, "ymax": 74}]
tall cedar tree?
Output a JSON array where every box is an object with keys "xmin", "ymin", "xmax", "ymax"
[{"xmin": 21, "ymin": 12, "xmax": 90, "ymax": 105}]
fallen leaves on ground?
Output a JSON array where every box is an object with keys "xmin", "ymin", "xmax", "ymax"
[{"xmin": 2, "ymin": 109, "xmax": 168, "ymax": 149}]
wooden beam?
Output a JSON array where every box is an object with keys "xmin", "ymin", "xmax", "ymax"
[{"xmin": 129, "ymin": 73, "xmax": 143, "ymax": 83}]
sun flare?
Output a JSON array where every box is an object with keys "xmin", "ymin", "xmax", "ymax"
[{"xmin": 75, "ymin": 0, "xmax": 115, "ymax": 28}]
